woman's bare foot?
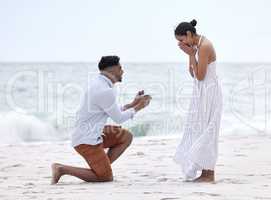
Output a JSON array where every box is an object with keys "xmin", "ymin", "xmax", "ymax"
[
  {"xmin": 194, "ymin": 176, "xmax": 214, "ymax": 182},
  {"xmin": 51, "ymin": 163, "xmax": 64, "ymax": 185},
  {"xmin": 193, "ymin": 170, "xmax": 215, "ymax": 183}
]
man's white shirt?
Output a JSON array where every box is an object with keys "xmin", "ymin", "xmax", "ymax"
[{"xmin": 71, "ymin": 74, "xmax": 136, "ymax": 147}]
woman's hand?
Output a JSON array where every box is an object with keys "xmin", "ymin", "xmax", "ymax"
[{"xmin": 178, "ymin": 42, "xmax": 197, "ymax": 56}]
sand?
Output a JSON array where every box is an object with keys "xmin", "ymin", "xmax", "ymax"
[{"xmin": 0, "ymin": 134, "xmax": 271, "ymax": 200}]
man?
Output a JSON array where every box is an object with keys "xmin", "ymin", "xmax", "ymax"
[{"xmin": 51, "ymin": 55, "xmax": 151, "ymax": 184}]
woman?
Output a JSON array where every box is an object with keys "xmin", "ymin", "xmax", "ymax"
[{"xmin": 174, "ymin": 19, "xmax": 223, "ymax": 182}]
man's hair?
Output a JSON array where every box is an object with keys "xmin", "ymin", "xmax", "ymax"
[{"xmin": 98, "ymin": 56, "xmax": 120, "ymax": 70}]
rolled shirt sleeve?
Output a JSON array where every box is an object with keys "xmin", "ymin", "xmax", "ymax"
[{"xmin": 95, "ymin": 89, "xmax": 136, "ymax": 124}]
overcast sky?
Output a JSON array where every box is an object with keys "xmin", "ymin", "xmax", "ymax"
[{"xmin": 0, "ymin": 0, "xmax": 270, "ymax": 62}]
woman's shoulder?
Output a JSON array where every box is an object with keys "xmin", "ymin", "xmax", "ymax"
[
  {"xmin": 201, "ymin": 37, "xmax": 213, "ymax": 50},
  {"xmin": 198, "ymin": 37, "xmax": 216, "ymax": 62},
  {"xmin": 198, "ymin": 42, "xmax": 212, "ymax": 56},
  {"xmin": 200, "ymin": 37, "xmax": 216, "ymax": 61},
  {"xmin": 199, "ymin": 37, "xmax": 215, "ymax": 53}
]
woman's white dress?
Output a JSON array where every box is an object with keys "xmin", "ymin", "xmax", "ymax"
[{"xmin": 174, "ymin": 57, "xmax": 223, "ymax": 180}]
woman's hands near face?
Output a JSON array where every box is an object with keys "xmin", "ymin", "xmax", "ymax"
[{"xmin": 178, "ymin": 41, "xmax": 197, "ymax": 56}]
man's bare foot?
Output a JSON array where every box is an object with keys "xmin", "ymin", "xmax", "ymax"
[{"xmin": 51, "ymin": 163, "xmax": 63, "ymax": 185}]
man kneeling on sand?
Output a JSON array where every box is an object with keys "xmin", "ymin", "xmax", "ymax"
[{"xmin": 51, "ymin": 55, "xmax": 151, "ymax": 184}]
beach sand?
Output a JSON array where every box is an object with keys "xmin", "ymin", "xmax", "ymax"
[{"xmin": 0, "ymin": 135, "xmax": 271, "ymax": 200}]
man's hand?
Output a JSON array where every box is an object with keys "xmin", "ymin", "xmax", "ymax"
[
  {"xmin": 137, "ymin": 90, "xmax": 144, "ymax": 96},
  {"xmin": 134, "ymin": 95, "xmax": 152, "ymax": 112},
  {"xmin": 128, "ymin": 90, "xmax": 145, "ymax": 108},
  {"xmin": 178, "ymin": 42, "xmax": 197, "ymax": 56},
  {"xmin": 122, "ymin": 90, "xmax": 145, "ymax": 111}
]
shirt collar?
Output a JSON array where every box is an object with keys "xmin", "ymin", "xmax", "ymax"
[{"xmin": 99, "ymin": 73, "xmax": 114, "ymax": 88}]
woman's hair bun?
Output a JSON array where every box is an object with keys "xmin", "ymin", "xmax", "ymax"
[{"xmin": 190, "ymin": 19, "xmax": 197, "ymax": 27}]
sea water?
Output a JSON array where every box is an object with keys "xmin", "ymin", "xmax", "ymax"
[{"xmin": 0, "ymin": 62, "xmax": 270, "ymax": 144}]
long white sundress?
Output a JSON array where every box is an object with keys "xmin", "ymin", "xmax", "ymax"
[{"xmin": 174, "ymin": 36, "xmax": 223, "ymax": 180}]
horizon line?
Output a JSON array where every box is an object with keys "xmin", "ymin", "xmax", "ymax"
[{"xmin": 1, "ymin": 61, "xmax": 271, "ymax": 64}]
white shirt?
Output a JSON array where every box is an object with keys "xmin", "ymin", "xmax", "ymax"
[{"xmin": 71, "ymin": 74, "xmax": 136, "ymax": 147}]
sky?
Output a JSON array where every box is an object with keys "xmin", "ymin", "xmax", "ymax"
[{"xmin": 0, "ymin": 0, "xmax": 270, "ymax": 63}]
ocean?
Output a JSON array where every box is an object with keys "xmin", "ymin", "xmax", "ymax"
[{"xmin": 0, "ymin": 62, "xmax": 270, "ymax": 144}]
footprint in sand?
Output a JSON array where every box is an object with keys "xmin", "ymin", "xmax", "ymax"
[
  {"xmin": 24, "ymin": 182, "xmax": 35, "ymax": 186},
  {"xmin": 130, "ymin": 152, "xmax": 145, "ymax": 156},
  {"xmin": 136, "ymin": 152, "xmax": 145, "ymax": 156},
  {"xmin": 1, "ymin": 164, "xmax": 23, "ymax": 171},
  {"xmin": 143, "ymin": 192, "xmax": 152, "ymax": 194},
  {"xmin": 235, "ymin": 154, "xmax": 247, "ymax": 157},
  {"xmin": 155, "ymin": 165, "xmax": 167, "ymax": 168},
  {"xmin": 24, "ymin": 195, "xmax": 37, "ymax": 199},
  {"xmin": 75, "ymin": 188, "xmax": 88, "ymax": 191},
  {"xmin": 245, "ymin": 174, "xmax": 255, "ymax": 177},
  {"xmin": 217, "ymin": 178, "xmax": 247, "ymax": 184},
  {"xmin": 259, "ymin": 173, "xmax": 271, "ymax": 177},
  {"xmin": 157, "ymin": 177, "xmax": 168, "ymax": 182},
  {"xmin": 192, "ymin": 192, "xmax": 221, "ymax": 197},
  {"xmin": 140, "ymin": 174, "xmax": 150, "ymax": 177}
]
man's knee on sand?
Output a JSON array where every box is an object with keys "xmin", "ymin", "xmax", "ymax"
[
  {"xmin": 97, "ymin": 172, "xmax": 114, "ymax": 182},
  {"xmin": 95, "ymin": 129, "xmax": 133, "ymax": 182},
  {"xmin": 91, "ymin": 166, "xmax": 114, "ymax": 182}
]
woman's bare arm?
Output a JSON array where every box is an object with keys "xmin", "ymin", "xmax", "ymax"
[
  {"xmin": 190, "ymin": 45, "xmax": 210, "ymax": 81},
  {"xmin": 188, "ymin": 56, "xmax": 194, "ymax": 78}
]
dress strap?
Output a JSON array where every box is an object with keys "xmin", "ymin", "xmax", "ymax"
[
  {"xmin": 196, "ymin": 35, "xmax": 203, "ymax": 59},
  {"xmin": 197, "ymin": 35, "xmax": 203, "ymax": 49}
]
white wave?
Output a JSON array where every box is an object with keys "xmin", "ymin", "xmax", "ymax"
[{"xmin": 0, "ymin": 111, "xmax": 60, "ymax": 144}]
